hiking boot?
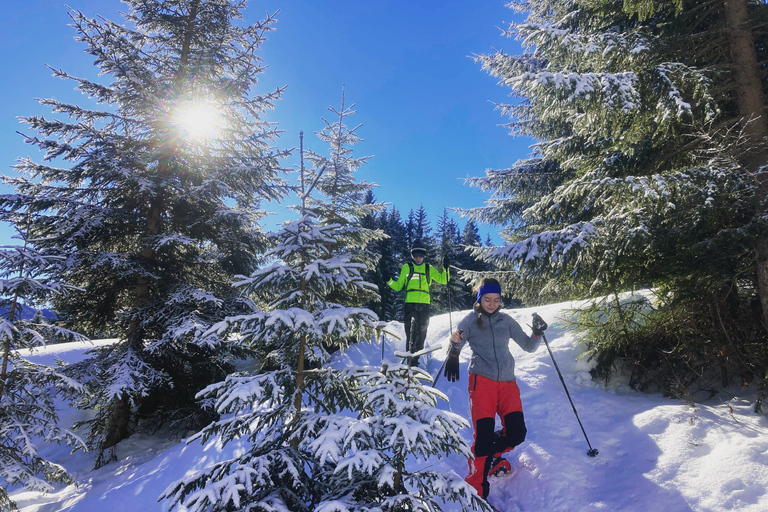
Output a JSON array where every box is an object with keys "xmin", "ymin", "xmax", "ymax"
[{"xmin": 488, "ymin": 456, "xmax": 511, "ymax": 477}]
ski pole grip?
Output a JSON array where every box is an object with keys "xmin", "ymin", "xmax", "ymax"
[{"xmin": 448, "ymin": 329, "xmax": 463, "ymax": 354}]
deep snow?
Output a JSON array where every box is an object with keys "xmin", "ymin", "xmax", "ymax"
[{"xmin": 9, "ymin": 301, "xmax": 768, "ymax": 512}]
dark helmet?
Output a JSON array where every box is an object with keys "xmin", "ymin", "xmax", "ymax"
[{"xmin": 411, "ymin": 239, "xmax": 427, "ymax": 259}]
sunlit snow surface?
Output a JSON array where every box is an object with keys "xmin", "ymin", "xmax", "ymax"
[{"xmin": 11, "ymin": 301, "xmax": 768, "ymax": 512}]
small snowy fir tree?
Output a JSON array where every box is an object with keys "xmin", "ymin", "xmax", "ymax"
[
  {"xmin": 0, "ymin": 0, "xmax": 288, "ymax": 466},
  {"xmin": 303, "ymin": 87, "xmax": 385, "ymax": 285},
  {"xmin": 0, "ymin": 217, "xmax": 87, "ymax": 511},
  {"xmin": 161, "ymin": 98, "xmax": 489, "ymax": 512}
]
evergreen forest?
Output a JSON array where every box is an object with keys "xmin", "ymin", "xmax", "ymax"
[{"xmin": 1, "ymin": 0, "xmax": 767, "ymax": 510}]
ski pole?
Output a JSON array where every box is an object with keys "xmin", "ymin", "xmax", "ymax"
[
  {"xmin": 540, "ymin": 330, "xmax": 599, "ymax": 457},
  {"xmin": 432, "ymin": 260, "xmax": 454, "ymax": 387},
  {"xmin": 432, "ymin": 345, "xmax": 451, "ymax": 388},
  {"xmin": 446, "ymin": 261, "xmax": 454, "ymax": 334}
]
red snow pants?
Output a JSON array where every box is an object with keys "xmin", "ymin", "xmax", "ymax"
[{"xmin": 466, "ymin": 373, "xmax": 527, "ymax": 498}]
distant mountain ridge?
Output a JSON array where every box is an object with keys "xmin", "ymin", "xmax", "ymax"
[{"xmin": 0, "ymin": 303, "xmax": 57, "ymax": 321}]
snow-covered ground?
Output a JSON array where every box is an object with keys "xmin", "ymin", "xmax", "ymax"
[{"xmin": 10, "ymin": 301, "xmax": 768, "ymax": 512}]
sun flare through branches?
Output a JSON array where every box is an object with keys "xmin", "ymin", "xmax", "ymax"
[{"xmin": 171, "ymin": 97, "xmax": 225, "ymax": 141}]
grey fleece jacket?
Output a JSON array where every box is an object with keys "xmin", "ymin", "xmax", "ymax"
[{"xmin": 456, "ymin": 308, "xmax": 541, "ymax": 382}]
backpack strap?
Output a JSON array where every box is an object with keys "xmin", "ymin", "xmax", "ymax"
[{"xmin": 406, "ymin": 262, "xmax": 431, "ymax": 287}]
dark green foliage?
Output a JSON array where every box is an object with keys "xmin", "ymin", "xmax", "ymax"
[
  {"xmin": 432, "ymin": 208, "xmax": 463, "ymax": 314},
  {"xmin": 434, "ymin": 213, "xmax": 494, "ymax": 312},
  {"xmin": 366, "ymin": 207, "xmax": 405, "ymax": 321},
  {"xmin": 468, "ymin": 0, "xmax": 768, "ymax": 398},
  {"xmin": 576, "ymin": 287, "xmax": 763, "ymax": 402}
]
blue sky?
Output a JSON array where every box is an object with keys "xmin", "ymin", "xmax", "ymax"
[{"xmin": 0, "ymin": 0, "xmax": 530, "ymax": 246}]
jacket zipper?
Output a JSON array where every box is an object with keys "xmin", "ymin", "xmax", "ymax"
[
  {"xmin": 490, "ymin": 316, "xmax": 500, "ymax": 381},
  {"xmin": 406, "ymin": 270, "xmax": 427, "ymax": 300}
]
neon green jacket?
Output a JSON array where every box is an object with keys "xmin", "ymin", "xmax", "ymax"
[{"xmin": 387, "ymin": 262, "xmax": 448, "ymax": 304}]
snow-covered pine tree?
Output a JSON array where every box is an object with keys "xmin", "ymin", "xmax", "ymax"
[
  {"xmin": 405, "ymin": 209, "xmax": 417, "ymax": 247},
  {"xmin": 30, "ymin": 309, "xmax": 47, "ymax": 326},
  {"xmin": 360, "ymin": 192, "xmax": 395, "ymax": 321},
  {"xmin": 0, "ymin": 210, "xmax": 86, "ymax": 511},
  {"xmin": 161, "ymin": 97, "xmax": 488, "ymax": 512},
  {"xmin": 303, "ymin": 88, "xmax": 386, "ymax": 315},
  {"xmin": 0, "ymin": 0, "xmax": 287, "ymax": 466},
  {"xmin": 411, "ymin": 206, "xmax": 438, "ymax": 262},
  {"xmin": 461, "ymin": 219, "xmax": 480, "ymax": 249},
  {"xmin": 432, "ymin": 209, "xmax": 463, "ymax": 314},
  {"xmin": 465, "ymin": 0, "xmax": 767, "ymax": 396},
  {"xmin": 387, "ymin": 207, "xmax": 409, "ymax": 265},
  {"xmin": 449, "ymin": 218, "xmax": 493, "ymax": 311},
  {"xmin": 361, "ymin": 190, "xmax": 379, "ymax": 283},
  {"xmin": 377, "ymin": 207, "xmax": 409, "ymax": 321},
  {"xmin": 367, "ymin": 208, "xmax": 391, "ymax": 320},
  {"xmin": 437, "ymin": 209, "xmax": 461, "ymax": 268},
  {"xmin": 361, "ymin": 189, "xmax": 378, "ymax": 229}
]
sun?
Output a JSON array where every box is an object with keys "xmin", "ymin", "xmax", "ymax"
[{"xmin": 171, "ymin": 98, "xmax": 225, "ymax": 140}]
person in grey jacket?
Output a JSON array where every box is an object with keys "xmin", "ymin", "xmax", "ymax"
[{"xmin": 444, "ymin": 277, "xmax": 547, "ymax": 500}]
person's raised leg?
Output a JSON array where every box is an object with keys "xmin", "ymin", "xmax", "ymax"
[{"xmin": 494, "ymin": 380, "xmax": 526, "ymax": 457}]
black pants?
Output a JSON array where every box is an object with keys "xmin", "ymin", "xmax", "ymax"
[{"xmin": 404, "ymin": 302, "xmax": 430, "ymax": 365}]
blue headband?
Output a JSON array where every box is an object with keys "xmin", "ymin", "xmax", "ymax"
[{"xmin": 476, "ymin": 282, "xmax": 502, "ymax": 303}]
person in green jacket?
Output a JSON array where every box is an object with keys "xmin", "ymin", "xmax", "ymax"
[{"xmin": 387, "ymin": 239, "xmax": 448, "ymax": 366}]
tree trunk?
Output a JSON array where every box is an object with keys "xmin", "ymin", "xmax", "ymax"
[
  {"xmin": 0, "ymin": 300, "xmax": 20, "ymax": 399},
  {"xmin": 290, "ymin": 263, "xmax": 309, "ymax": 450},
  {"xmin": 128, "ymin": 190, "xmax": 164, "ymax": 337},
  {"xmin": 290, "ymin": 333, "xmax": 306, "ymax": 450},
  {"xmin": 97, "ymin": 392, "xmax": 131, "ymax": 467},
  {"xmin": 723, "ymin": 0, "xmax": 768, "ymax": 328},
  {"xmin": 102, "ymin": 1, "xmax": 200, "ymax": 452}
]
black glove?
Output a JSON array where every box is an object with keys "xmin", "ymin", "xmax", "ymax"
[
  {"xmin": 531, "ymin": 313, "xmax": 548, "ymax": 336},
  {"xmin": 442, "ymin": 254, "xmax": 450, "ymax": 269},
  {"xmin": 443, "ymin": 341, "xmax": 461, "ymax": 382}
]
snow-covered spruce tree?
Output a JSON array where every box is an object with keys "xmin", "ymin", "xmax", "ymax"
[
  {"xmin": 371, "ymin": 207, "xmax": 408, "ymax": 322},
  {"xmin": 0, "ymin": 216, "xmax": 86, "ymax": 511},
  {"xmin": 387, "ymin": 207, "xmax": 409, "ymax": 264},
  {"xmin": 162, "ymin": 101, "xmax": 487, "ymax": 512},
  {"xmin": 161, "ymin": 221, "xmax": 488, "ymax": 512},
  {"xmin": 444, "ymin": 218, "xmax": 494, "ymax": 312},
  {"xmin": 432, "ymin": 209, "xmax": 463, "ymax": 315},
  {"xmin": 406, "ymin": 206, "xmax": 437, "ymax": 262},
  {"xmin": 464, "ymin": 0, "xmax": 767, "ymax": 396},
  {"xmin": 361, "ymin": 192, "xmax": 395, "ymax": 321},
  {"xmin": 303, "ymin": 90, "xmax": 386, "ymax": 318},
  {"xmin": 1, "ymin": 0, "xmax": 286, "ymax": 466}
]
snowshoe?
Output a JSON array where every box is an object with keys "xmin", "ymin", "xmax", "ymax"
[{"xmin": 488, "ymin": 456, "xmax": 511, "ymax": 478}]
